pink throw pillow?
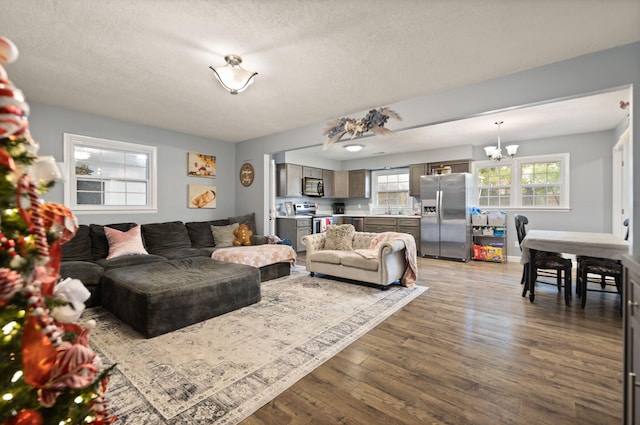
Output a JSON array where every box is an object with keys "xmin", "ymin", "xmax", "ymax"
[{"xmin": 105, "ymin": 225, "xmax": 148, "ymax": 259}]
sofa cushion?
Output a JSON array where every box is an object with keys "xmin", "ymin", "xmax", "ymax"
[
  {"xmin": 61, "ymin": 225, "xmax": 92, "ymax": 261},
  {"xmin": 105, "ymin": 225, "xmax": 149, "ymax": 259},
  {"xmin": 339, "ymin": 252, "xmax": 379, "ymax": 271},
  {"xmin": 59, "ymin": 260, "xmax": 104, "ymax": 285},
  {"xmin": 186, "ymin": 219, "xmax": 229, "ymax": 248},
  {"xmin": 309, "ymin": 250, "xmax": 343, "ymax": 265},
  {"xmin": 95, "ymin": 254, "xmax": 167, "ymax": 270},
  {"xmin": 211, "ymin": 222, "xmax": 239, "ymax": 248},
  {"xmin": 228, "ymin": 212, "xmax": 257, "ymax": 234},
  {"xmin": 90, "ymin": 223, "xmax": 137, "ymax": 260},
  {"xmin": 141, "ymin": 221, "xmax": 191, "ymax": 255},
  {"xmin": 323, "ymin": 224, "xmax": 355, "ymax": 251}
]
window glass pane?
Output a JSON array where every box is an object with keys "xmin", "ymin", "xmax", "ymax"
[
  {"xmin": 126, "ymin": 166, "xmax": 147, "ymax": 180},
  {"xmin": 77, "ymin": 180, "xmax": 102, "ymax": 191},
  {"xmin": 126, "ymin": 153, "xmax": 148, "ymax": 167},
  {"xmin": 77, "ymin": 192, "xmax": 102, "ymax": 205},
  {"xmin": 105, "ymin": 193, "xmax": 126, "ymax": 205},
  {"xmin": 126, "ymin": 182, "xmax": 147, "ymax": 193},
  {"xmin": 104, "ymin": 180, "xmax": 126, "ymax": 191},
  {"xmin": 127, "ymin": 194, "xmax": 147, "ymax": 205},
  {"xmin": 100, "ymin": 164, "xmax": 125, "ymax": 178}
]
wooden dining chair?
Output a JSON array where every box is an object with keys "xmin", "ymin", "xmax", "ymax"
[
  {"xmin": 576, "ymin": 218, "xmax": 629, "ymax": 311},
  {"xmin": 515, "ymin": 215, "xmax": 573, "ymax": 297}
]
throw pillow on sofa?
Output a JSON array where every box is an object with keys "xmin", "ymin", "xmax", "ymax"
[
  {"xmin": 186, "ymin": 219, "xmax": 230, "ymax": 248},
  {"xmin": 90, "ymin": 222, "xmax": 138, "ymax": 259},
  {"xmin": 211, "ymin": 222, "xmax": 239, "ymax": 248},
  {"xmin": 323, "ymin": 224, "xmax": 355, "ymax": 251},
  {"xmin": 105, "ymin": 225, "xmax": 149, "ymax": 259}
]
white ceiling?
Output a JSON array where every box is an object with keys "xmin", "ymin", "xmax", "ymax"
[
  {"xmin": 1, "ymin": 0, "xmax": 639, "ymax": 149},
  {"xmin": 297, "ymin": 87, "xmax": 632, "ymax": 160}
]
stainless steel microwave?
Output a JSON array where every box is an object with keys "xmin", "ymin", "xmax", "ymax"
[{"xmin": 302, "ymin": 177, "xmax": 324, "ymax": 197}]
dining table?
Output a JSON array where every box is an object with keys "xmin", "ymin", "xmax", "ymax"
[{"xmin": 520, "ymin": 229, "xmax": 630, "ymax": 303}]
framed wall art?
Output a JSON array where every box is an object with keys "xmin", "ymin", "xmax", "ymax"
[
  {"xmin": 188, "ymin": 184, "xmax": 217, "ymax": 209},
  {"xmin": 188, "ymin": 152, "xmax": 216, "ymax": 178}
]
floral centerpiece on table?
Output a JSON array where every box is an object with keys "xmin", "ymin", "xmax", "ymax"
[{"xmin": 0, "ymin": 36, "xmax": 114, "ymax": 425}]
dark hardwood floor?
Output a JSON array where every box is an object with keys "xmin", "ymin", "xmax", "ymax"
[{"xmin": 242, "ymin": 256, "xmax": 623, "ymax": 425}]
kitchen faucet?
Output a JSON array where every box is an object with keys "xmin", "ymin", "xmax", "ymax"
[{"xmin": 385, "ymin": 200, "xmax": 392, "ymax": 215}]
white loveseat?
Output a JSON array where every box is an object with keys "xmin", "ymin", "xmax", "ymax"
[{"xmin": 301, "ymin": 231, "xmax": 408, "ymax": 286}]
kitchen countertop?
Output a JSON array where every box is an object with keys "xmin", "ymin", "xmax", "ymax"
[{"xmin": 276, "ymin": 214, "xmax": 420, "ymax": 219}]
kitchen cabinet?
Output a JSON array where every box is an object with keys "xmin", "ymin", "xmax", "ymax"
[
  {"xmin": 428, "ymin": 160, "xmax": 470, "ymax": 175},
  {"xmin": 624, "ymin": 255, "xmax": 640, "ymax": 424},
  {"xmin": 409, "ymin": 163, "xmax": 427, "ymax": 197},
  {"xmin": 276, "ymin": 217, "xmax": 311, "ymax": 252},
  {"xmin": 333, "ymin": 171, "xmax": 349, "ymax": 198},
  {"xmin": 276, "ymin": 163, "xmax": 302, "ymax": 197},
  {"xmin": 363, "ymin": 217, "xmax": 397, "ymax": 233},
  {"xmin": 409, "ymin": 161, "xmax": 471, "ymax": 197},
  {"xmin": 322, "ymin": 169, "xmax": 334, "ymax": 198},
  {"xmin": 349, "ymin": 169, "xmax": 371, "ymax": 198},
  {"xmin": 302, "ymin": 166, "xmax": 323, "ymax": 178},
  {"xmin": 397, "ymin": 217, "xmax": 421, "ymax": 253}
]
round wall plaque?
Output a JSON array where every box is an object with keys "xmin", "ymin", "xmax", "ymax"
[{"xmin": 239, "ymin": 163, "xmax": 255, "ymax": 187}]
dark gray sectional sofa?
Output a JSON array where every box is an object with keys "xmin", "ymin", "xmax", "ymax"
[{"xmin": 59, "ymin": 213, "xmax": 284, "ymax": 337}]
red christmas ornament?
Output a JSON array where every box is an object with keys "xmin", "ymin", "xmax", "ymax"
[{"xmin": 3, "ymin": 409, "xmax": 44, "ymax": 425}]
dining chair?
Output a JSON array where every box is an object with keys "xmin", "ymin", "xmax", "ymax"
[
  {"xmin": 515, "ymin": 215, "xmax": 573, "ymax": 297},
  {"xmin": 576, "ymin": 218, "xmax": 629, "ymax": 310}
]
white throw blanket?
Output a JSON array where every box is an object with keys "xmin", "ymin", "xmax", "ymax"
[{"xmin": 354, "ymin": 232, "xmax": 418, "ymax": 288}]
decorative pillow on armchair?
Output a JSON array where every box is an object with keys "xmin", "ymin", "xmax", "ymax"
[
  {"xmin": 211, "ymin": 222, "xmax": 239, "ymax": 248},
  {"xmin": 323, "ymin": 224, "xmax": 355, "ymax": 251},
  {"xmin": 105, "ymin": 225, "xmax": 149, "ymax": 259}
]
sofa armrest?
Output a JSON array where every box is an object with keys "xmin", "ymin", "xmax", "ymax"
[
  {"xmin": 251, "ymin": 235, "xmax": 268, "ymax": 245},
  {"xmin": 378, "ymin": 239, "xmax": 406, "ymax": 259},
  {"xmin": 301, "ymin": 233, "xmax": 326, "ymax": 254}
]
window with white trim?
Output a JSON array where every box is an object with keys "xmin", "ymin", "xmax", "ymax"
[
  {"xmin": 372, "ymin": 168, "xmax": 413, "ymax": 215},
  {"xmin": 474, "ymin": 153, "xmax": 570, "ymax": 209},
  {"xmin": 63, "ymin": 134, "xmax": 157, "ymax": 213}
]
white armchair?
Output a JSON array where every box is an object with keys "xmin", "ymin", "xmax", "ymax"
[{"xmin": 301, "ymin": 231, "xmax": 408, "ymax": 286}]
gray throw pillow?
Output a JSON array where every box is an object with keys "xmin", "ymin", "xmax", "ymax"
[
  {"xmin": 210, "ymin": 222, "xmax": 239, "ymax": 248},
  {"xmin": 323, "ymin": 224, "xmax": 355, "ymax": 251}
]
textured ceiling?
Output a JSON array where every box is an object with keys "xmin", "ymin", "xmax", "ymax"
[{"xmin": 1, "ymin": 0, "xmax": 639, "ymax": 145}]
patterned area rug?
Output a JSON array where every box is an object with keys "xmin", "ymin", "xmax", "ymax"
[{"xmin": 85, "ymin": 267, "xmax": 428, "ymax": 424}]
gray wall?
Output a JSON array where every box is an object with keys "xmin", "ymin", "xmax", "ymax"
[
  {"xmin": 30, "ymin": 103, "xmax": 236, "ymax": 225},
  {"xmin": 236, "ymin": 41, "xmax": 640, "ymax": 254}
]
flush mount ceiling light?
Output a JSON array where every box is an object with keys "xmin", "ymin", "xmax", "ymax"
[
  {"xmin": 484, "ymin": 121, "xmax": 518, "ymax": 161},
  {"xmin": 343, "ymin": 144, "xmax": 364, "ymax": 152},
  {"xmin": 209, "ymin": 54, "xmax": 257, "ymax": 95}
]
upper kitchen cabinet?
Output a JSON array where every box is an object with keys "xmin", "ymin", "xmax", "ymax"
[
  {"xmin": 276, "ymin": 163, "xmax": 302, "ymax": 197},
  {"xmin": 409, "ymin": 163, "xmax": 427, "ymax": 197},
  {"xmin": 409, "ymin": 161, "xmax": 470, "ymax": 196},
  {"xmin": 302, "ymin": 166, "xmax": 323, "ymax": 178},
  {"xmin": 322, "ymin": 169, "xmax": 334, "ymax": 198},
  {"xmin": 428, "ymin": 160, "xmax": 470, "ymax": 175},
  {"xmin": 333, "ymin": 170, "xmax": 349, "ymax": 198},
  {"xmin": 349, "ymin": 169, "xmax": 371, "ymax": 198}
]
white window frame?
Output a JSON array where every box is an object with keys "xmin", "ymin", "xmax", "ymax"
[
  {"xmin": 371, "ymin": 168, "xmax": 413, "ymax": 215},
  {"xmin": 473, "ymin": 153, "xmax": 570, "ymax": 210},
  {"xmin": 63, "ymin": 133, "xmax": 157, "ymax": 214}
]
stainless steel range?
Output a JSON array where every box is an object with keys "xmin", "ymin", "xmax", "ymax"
[{"xmin": 294, "ymin": 202, "xmax": 334, "ymax": 233}]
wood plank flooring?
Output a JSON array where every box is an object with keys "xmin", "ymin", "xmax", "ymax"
[{"xmin": 241, "ymin": 256, "xmax": 623, "ymax": 425}]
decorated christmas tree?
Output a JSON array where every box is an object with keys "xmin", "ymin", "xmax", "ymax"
[{"xmin": 0, "ymin": 37, "xmax": 114, "ymax": 425}]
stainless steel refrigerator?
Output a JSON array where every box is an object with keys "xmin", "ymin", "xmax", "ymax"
[{"xmin": 420, "ymin": 173, "xmax": 473, "ymax": 261}]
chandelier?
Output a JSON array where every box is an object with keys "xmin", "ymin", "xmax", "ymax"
[
  {"xmin": 209, "ymin": 55, "xmax": 257, "ymax": 95},
  {"xmin": 484, "ymin": 121, "xmax": 518, "ymax": 161}
]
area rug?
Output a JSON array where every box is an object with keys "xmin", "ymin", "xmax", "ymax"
[{"xmin": 84, "ymin": 267, "xmax": 428, "ymax": 424}]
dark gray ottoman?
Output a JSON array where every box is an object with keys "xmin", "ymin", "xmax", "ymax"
[{"xmin": 101, "ymin": 257, "xmax": 261, "ymax": 338}]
